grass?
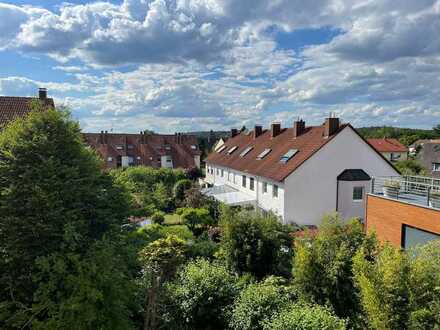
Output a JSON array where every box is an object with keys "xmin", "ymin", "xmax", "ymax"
[{"xmin": 164, "ymin": 213, "xmax": 182, "ymax": 225}]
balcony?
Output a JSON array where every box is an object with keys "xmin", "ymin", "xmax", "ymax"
[{"xmin": 370, "ymin": 175, "xmax": 440, "ymax": 210}]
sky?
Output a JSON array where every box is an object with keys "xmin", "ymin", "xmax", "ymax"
[{"xmin": 0, "ymin": 0, "xmax": 439, "ymax": 133}]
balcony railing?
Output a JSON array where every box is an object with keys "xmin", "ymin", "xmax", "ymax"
[{"xmin": 370, "ymin": 175, "xmax": 440, "ymax": 210}]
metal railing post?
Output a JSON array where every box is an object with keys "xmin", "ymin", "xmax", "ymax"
[
  {"xmin": 371, "ymin": 178, "xmax": 375, "ymax": 194},
  {"xmin": 427, "ymin": 186, "xmax": 431, "ymax": 206}
]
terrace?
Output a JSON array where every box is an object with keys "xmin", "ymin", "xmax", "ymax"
[{"xmin": 370, "ymin": 175, "xmax": 440, "ymax": 210}]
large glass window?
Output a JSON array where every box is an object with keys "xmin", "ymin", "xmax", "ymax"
[{"xmin": 402, "ymin": 225, "xmax": 440, "ymax": 249}]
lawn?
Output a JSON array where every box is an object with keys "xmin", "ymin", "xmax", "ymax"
[{"xmin": 164, "ymin": 213, "xmax": 182, "ymax": 225}]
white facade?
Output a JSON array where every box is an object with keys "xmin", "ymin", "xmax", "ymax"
[{"xmin": 206, "ymin": 126, "xmax": 399, "ymax": 226}]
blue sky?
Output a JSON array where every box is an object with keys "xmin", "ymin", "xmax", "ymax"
[{"xmin": 0, "ymin": 0, "xmax": 439, "ymax": 133}]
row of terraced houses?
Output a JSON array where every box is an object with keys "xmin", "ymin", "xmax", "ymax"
[{"xmin": 1, "ymin": 89, "xmax": 439, "ymax": 249}]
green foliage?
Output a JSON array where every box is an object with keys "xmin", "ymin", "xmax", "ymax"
[
  {"xmin": 187, "ymin": 233, "xmax": 219, "ymax": 260},
  {"xmin": 292, "ymin": 214, "xmax": 377, "ymax": 327},
  {"xmin": 230, "ymin": 277, "xmax": 294, "ymax": 330},
  {"xmin": 220, "ymin": 208, "xmax": 293, "ymax": 279},
  {"xmin": 0, "ymin": 106, "xmax": 131, "ymax": 328},
  {"xmin": 180, "ymin": 207, "xmax": 214, "ymax": 235},
  {"xmin": 166, "ymin": 259, "xmax": 239, "ymax": 330},
  {"xmin": 353, "ymin": 240, "xmax": 440, "ymax": 330},
  {"xmin": 173, "ymin": 179, "xmax": 193, "ymax": 204},
  {"xmin": 151, "ymin": 211, "xmax": 165, "ymax": 225},
  {"xmin": 137, "ymin": 224, "xmax": 194, "ymax": 242},
  {"xmin": 263, "ymin": 304, "xmax": 346, "ymax": 330},
  {"xmin": 394, "ymin": 159, "xmax": 427, "ymax": 175}
]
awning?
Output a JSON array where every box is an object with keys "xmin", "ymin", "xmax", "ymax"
[{"xmin": 201, "ymin": 185, "xmax": 256, "ymax": 206}]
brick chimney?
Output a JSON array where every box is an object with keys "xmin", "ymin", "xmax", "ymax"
[
  {"xmin": 324, "ymin": 116, "xmax": 340, "ymax": 137},
  {"xmin": 38, "ymin": 88, "xmax": 47, "ymax": 100},
  {"xmin": 253, "ymin": 125, "xmax": 263, "ymax": 139},
  {"xmin": 140, "ymin": 131, "xmax": 145, "ymax": 144},
  {"xmin": 293, "ymin": 119, "xmax": 306, "ymax": 138},
  {"xmin": 271, "ymin": 122, "xmax": 281, "ymax": 138},
  {"xmin": 231, "ymin": 128, "xmax": 238, "ymax": 138},
  {"xmin": 104, "ymin": 130, "xmax": 108, "ymax": 144},
  {"xmin": 99, "ymin": 130, "xmax": 104, "ymax": 144}
]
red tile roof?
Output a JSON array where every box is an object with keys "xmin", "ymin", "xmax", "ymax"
[
  {"xmin": 0, "ymin": 96, "xmax": 55, "ymax": 127},
  {"xmin": 83, "ymin": 132, "xmax": 201, "ymax": 170},
  {"xmin": 367, "ymin": 138, "xmax": 408, "ymax": 153},
  {"xmin": 206, "ymin": 124, "xmax": 350, "ymax": 182}
]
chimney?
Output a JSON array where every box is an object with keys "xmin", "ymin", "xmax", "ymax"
[
  {"xmin": 38, "ymin": 88, "xmax": 47, "ymax": 100},
  {"xmin": 293, "ymin": 119, "xmax": 306, "ymax": 138},
  {"xmin": 99, "ymin": 130, "xmax": 104, "ymax": 144},
  {"xmin": 104, "ymin": 130, "xmax": 108, "ymax": 144},
  {"xmin": 140, "ymin": 131, "xmax": 144, "ymax": 144},
  {"xmin": 253, "ymin": 125, "xmax": 263, "ymax": 139},
  {"xmin": 231, "ymin": 128, "xmax": 238, "ymax": 138},
  {"xmin": 324, "ymin": 116, "xmax": 340, "ymax": 137},
  {"xmin": 271, "ymin": 122, "xmax": 281, "ymax": 138}
]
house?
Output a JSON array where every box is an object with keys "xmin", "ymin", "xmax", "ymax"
[
  {"xmin": 411, "ymin": 140, "xmax": 440, "ymax": 178},
  {"xmin": 204, "ymin": 117, "xmax": 399, "ymax": 226},
  {"xmin": 366, "ymin": 176, "xmax": 440, "ymax": 248},
  {"xmin": 367, "ymin": 138, "xmax": 408, "ymax": 162},
  {"xmin": 0, "ymin": 88, "xmax": 54, "ymax": 128},
  {"xmin": 83, "ymin": 131, "xmax": 201, "ymax": 170}
]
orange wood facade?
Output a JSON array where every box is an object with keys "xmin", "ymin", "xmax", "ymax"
[{"xmin": 365, "ymin": 195, "xmax": 440, "ymax": 247}]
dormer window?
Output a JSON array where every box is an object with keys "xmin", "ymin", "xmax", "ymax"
[
  {"xmin": 227, "ymin": 146, "xmax": 238, "ymax": 154},
  {"xmin": 116, "ymin": 145, "xmax": 124, "ymax": 150},
  {"xmin": 280, "ymin": 149, "xmax": 298, "ymax": 164},
  {"xmin": 165, "ymin": 145, "xmax": 171, "ymax": 150},
  {"xmin": 217, "ymin": 145, "xmax": 226, "ymax": 153},
  {"xmin": 191, "ymin": 145, "xmax": 197, "ymax": 150},
  {"xmin": 240, "ymin": 146, "xmax": 253, "ymax": 157},
  {"xmin": 257, "ymin": 148, "xmax": 271, "ymax": 160}
]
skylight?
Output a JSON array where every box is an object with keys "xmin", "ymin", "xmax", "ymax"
[
  {"xmin": 227, "ymin": 146, "xmax": 238, "ymax": 154},
  {"xmin": 257, "ymin": 148, "xmax": 271, "ymax": 160},
  {"xmin": 240, "ymin": 146, "xmax": 253, "ymax": 157},
  {"xmin": 217, "ymin": 145, "xmax": 226, "ymax": 153},
  {"xmin": 280, "ymin": 149, "xmax": 298, "ymax": 164}
]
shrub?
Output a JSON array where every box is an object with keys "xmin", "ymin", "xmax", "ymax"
[
  {"xmin": 180, "ymin": 207, "xmax": 213, "ymax": 235},
  {"xmin": 173, "ymin": 179, "xmax": 193, "ymax": 204},
  {"xmin": 151, "ymin": 211, "xmax": 165, "ymax": 225},
  {"xmin": 230, "ymin": 277, "xmax": 294, "ymax": 330},
  {"xmin": 166, "ymin": 259, "xmax": 239, "ymax": 330},
  {"xmin": 220, "ymin": 208, "xmax": 293, "ymax": 279},
  {"xmin": 263, "ymin": 304, "xmax": 346, "ymax": 330}
]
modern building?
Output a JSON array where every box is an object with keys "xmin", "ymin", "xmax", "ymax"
[
  {"xmin": 0, "ymin": 88, "xmax": 54, "ymax": 128},
  {"xmin": 83, "ymin": 131, "xmax": 201, "ymax": 170},
  {"xmin": 204, "ymin": 117, "xmax": 399, "ymax": 226},
  {"xmin": 367, "ymin": 138, "xmax": 408, "ymax": 162},
  {"xmin": 366, "ymin": 176, "xmax": 440, "ymax": 248}
]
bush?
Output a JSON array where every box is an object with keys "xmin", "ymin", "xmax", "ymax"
[
  {"xmin": 263, "ymin": 304, "xmax": 346, "ymax": 330},
  {"xmin": 180, "ymin": 207, "xmax": 214, "ymax": 235},
  {"xmin": 220, "ymin": 208, "xmax": 293, "ymax": 279},
  {"xmin": 173, "ymin": 179, "xmax": 193, "ymax": 204},
  {"xmin": 230, "ymin": 277, "xmax": 294, "ymax": 330},
  {"xmin": 151, "ymin": 211, "xmax": 165, "ymax": 225},
  {"xmin": 166, "ymin": 259, "xmax": 239, "ymax": 330},
  {"xmin": 188, "ymin": 234, "xmax": 219, "ymax": 260}
]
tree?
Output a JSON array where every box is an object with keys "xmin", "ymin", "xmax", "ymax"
[
  {"xmin": 180, "ymin": 207, "xmax": 213, "ymax": 235},
  {"xmin": 220, "ymin": 209, "xmax": 293, "ymax": 278},
  {"xmin": 263, "ymin": 304, "xmax": 346, "ymax": 330},
  {"xmin": 433, "ymin": 124, "xmax": 440, "ymax": 137},
  {"xmin": 395, "ymin": 159, "xmax": 426, "ymax": 175},
  {"xmin": 230, "ymin": 277, "xmax": 294, "ymax": 330},
  {"xmin": 151, "ymin": 211, "xmax": 165, "ymax": 225},
  {"xmin": 152, "ymin": 182, "xmax": 173, "ymax": 212},
  {"xmin": 353, "ymin": 240, "xmax": 440, "ymax": 330},
  {"xmin": 138, "ymin": 235, "xmax": 187, "ymax": 330},
  {"xmin": 292, "ymin": 214, "xmax": 377, "ymax": 327},
  {"xmin": 173, "ymin": 179, "xmax": 192, "ymax": 205},
  {"xmin": 165, "ymin": 259, "xmax": 239, "ymax": 330},
  {"xmin": 0, "ymin": 106, "xmax": 131, "ymax": 327}
]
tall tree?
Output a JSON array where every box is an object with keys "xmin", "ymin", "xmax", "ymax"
[{"xmin": 0, "ymin": 105, "xmax": 131, "ymax": 328}]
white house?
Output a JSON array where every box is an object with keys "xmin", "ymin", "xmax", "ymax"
[{"xmin": 203, "ymin": 117, "xmax": 399, "ymax": 226}]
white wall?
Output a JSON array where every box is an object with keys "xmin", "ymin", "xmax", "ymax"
[
  {"xmin": 337, "ymin": 181, "xmax": 370, "ymax": 221},
  {"xmin": 205, "ymin": 163, "xmax": 285, "ymax": 218},
  {"xmin": 284, "ymin": 126, "xmax": 399, "ymax": 226},
  {"xmin": 194, "ymin": 155, "xmax": 201, "ymax": 168},
  {"xmin": 161, "ymin": 155, "xmax": 173, "ymax": 168}
]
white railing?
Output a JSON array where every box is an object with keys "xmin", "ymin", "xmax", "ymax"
[{"xmin": 371, "ymin": 175, "xmax": 440, "ymax": 209}]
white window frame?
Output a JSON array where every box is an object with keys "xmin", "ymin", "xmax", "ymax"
[{"xmin": 352, "ymin": 186, "xmax": 364, "ymax": 201}]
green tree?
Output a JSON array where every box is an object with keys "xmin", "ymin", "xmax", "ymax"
[
  {"xmin": 180, "ymin": 207, "xmax": 213, "ymax": 235},
  {"xmin": 151, "ymin": 211, "xmax": 165, "ymax": 225},
  {"xmin": 433, "ymin": 124, "xmax": 440, "ymax": 137},
  {"xmin": 395, "ymin": 159, "xmax": 426, "ymax": 175},
  {"xmin": 220, "ymin": 208, "xmax": 293, "ymax": 278},
  {"xmin": 166, "ymin": 259, "xmax": 239, "ymax": 330},
  {"xmin": 138, "ymin": 235, "xmax": 187, "ymax": 330},
  {"xmin": 0, "ymin": 106, "xmax": 131, "ymax": 328},
  {"xmin": 152, "ymin": 182, "xmax": 173, "ymax": 212},
  {"xmin": 173, "ymin": 179, "xmax": 192, "ymax": 205},
  {"xmin": 292, "ymin": 214, "xmax": 377, "ymax": 327},
  {"xmin": 263, "ymin": 304, "xmax": 346, "ymax": 330},
  {"xmin": 230, "ymin": 277, "xmax": 294, "ymax": 330}
]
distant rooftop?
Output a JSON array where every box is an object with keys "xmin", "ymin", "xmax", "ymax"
[{"xmin": 367, "ymin": 138, "xmax": 408, "ymax": 153}]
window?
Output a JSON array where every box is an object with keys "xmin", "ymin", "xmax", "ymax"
[
  {"xmin": 280, "ymin": 149, "xmax": 298, "ymax": 164},
  {"xmin": 107, "ymin": 157, "xmax": 113, "ymax": 162},
  {"xmin": 136, "ymin": 156, "xmax": 141, "ymax": 160},
  {"xmin": 217, "ymin": 145, "xmax": 226, "ymax": 153},
  {"xmin": 191, "ymin": 145, "xmax": 197, "ymax": 150},
  {"xmin": 221, "ymin": 169, "xmax": 224, "ymax": 177},
  {"xmin": 353, "ymin": 186, "xmax": 364, "ymax": 201},
  {"xmin": 240, "ymin": 146, "xmax": 253, "ymax": 157},
  {"xmin": 250, "ymin": 178, "xmax": 255, "ymax": 191},
  {"xmin": 127, "ymin": 144, "xmax": 134, "ymax": 149},
  {"xmin": 433, "ymin": 163, "xmax": 440, "ymax": 172},
  {"xmin": 257, "ymin": 148, "xmax": 271, "ymax": 160},
  {"xmin": 165, "ymin": 145, "xmax": 171, "ymax": 150},
  {"xmin": 391, "ymin": 153, "xmax": 401, "ymax": 161},
  {"xmin": 263, "ymin": 182, "xmax": 268, "ymax": 193},
  {"xmin": 116, "ymin": 145, "xmax": 124, "ymax": 150},
  {"xmin": 242, "ymin": 175, "xmax": 246, "ymax": 188},
  {"xmin": 273, "ymin": 184, "xmax": 278, "ymax": 198},
  {"xmin": 216, "ymin": 168, "xmax": 219, "ymax": 175},
  {"xmin": 233, "ymin": 174, "xmax": 237, "ymax": 184},
  {"xmin": 227, "ymin": 146, "xmax": 238, "ymax": 154},
  {"xmin": 402, "ymin": 225, "xmax": 440, "ymax": 249}
]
